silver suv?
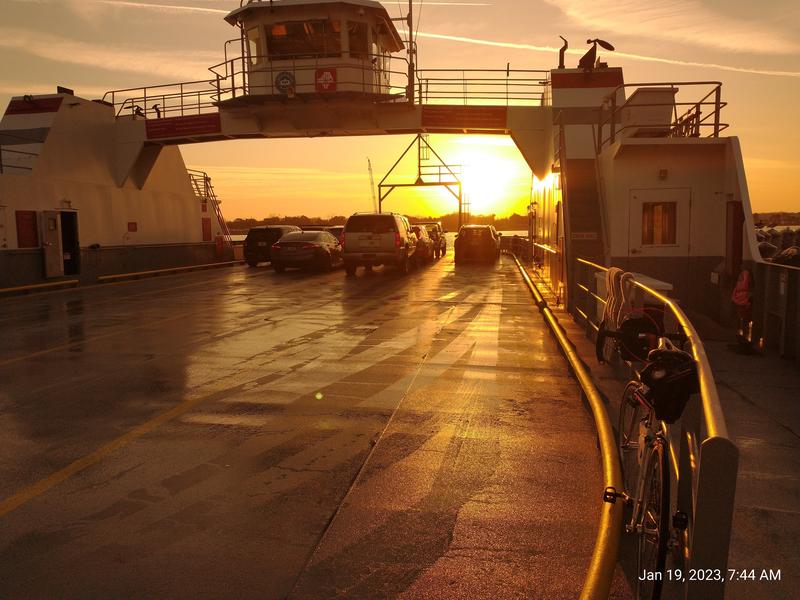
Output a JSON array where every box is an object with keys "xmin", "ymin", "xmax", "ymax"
[{"xmin": 342, "ymin": 213, "xmax": 416, "ymax": 275}]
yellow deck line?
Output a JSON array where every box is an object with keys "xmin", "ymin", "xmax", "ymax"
[
  {"xmin": 0, "ymin": 388, "xmax": 217, "ymax": 518},
  {"xmin": 0, "ymin": 279, "xmax": 80, "ymax": 295},
  {"xmin": 97, "ymin": 260, "xmax": 243, "ymax": 282}
]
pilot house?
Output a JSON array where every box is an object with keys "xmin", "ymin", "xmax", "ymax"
[{"xmin": 224, "ymin": 0, "xmax": 406, "ymax": 100}]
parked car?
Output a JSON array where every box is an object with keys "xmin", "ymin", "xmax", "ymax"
[
  {"xmin": 454, "ymin": 225, "xmax": 501, "ymax": 264},
  {"xmin": 342, "ymin": 213, "xmax": 416, "ymax": 275},
  {"xmin": 410, "ymin": 225, "xmax": 435, "ymax": 265},
  {"xmin": 325, "ymin": 225, "xmax": 344, "ymax": 242},
  {"xmin": 270, "ymin": 230, "xmax": 343, "ymax": 273},
  {"xmin": 244, "ymin": 225, "xmax": 301, "ymax": 266},
  {"xmin": 416, "ymin": 222, "xmax": 447, "ymax": 258}
]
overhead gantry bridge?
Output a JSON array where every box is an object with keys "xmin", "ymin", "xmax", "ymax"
[
  {"xmin": 105, "ymin": 64, "xmax": 553, "ymax": 189},
  {"xmin": 103, "ymin": 0, "xmax": 553, "ymax": 189}
]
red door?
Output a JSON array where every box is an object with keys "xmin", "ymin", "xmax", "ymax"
[
  {"xmin": 202, "ymin": 217, "xmax": 212, "ymax": 242},
  {"xmin": 15, "ymin": 210, "xmax": 39, "ymax": 248}
]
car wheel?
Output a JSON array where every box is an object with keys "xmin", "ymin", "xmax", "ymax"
[
  {"xmin": 397, "ymin": 255, "xmax": 409, "ymax": 275},
  {"xmin": 320, "ymin": 253, "xmax": 333, "ymax": 272},
  {"xmin": 273, "ymin": 263, "xmax": 285, "ymax": 273},
  {"xmin": 247, "ymin": 260, "xmax": 258, "ymax": 267},
  {"xmin": 345, "ymin": 263, "xmax": 356, "ymax": 276}
]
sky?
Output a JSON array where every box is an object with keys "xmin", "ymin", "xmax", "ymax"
[{"xmin": 1, "ymin": 0, "xmax": 799, "ymax": 218}]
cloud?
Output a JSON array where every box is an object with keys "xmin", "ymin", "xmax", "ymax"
[
  {"xmin": 0, "ymin": 26, "xmax": 218, "ymax": 82},
  {"xmin": 541, "ymin": 0, "xmax": 799, "ymax": 55},
  {"xmin": 746, "ymin": 158, "xmax": 798, "ymax": 170},
  {"xmin": 191, "ymin": 166, "xmax": 365, "ymax": 183},
  {"xmin": 408, "ymin": 30, "xmax": 800, "ymax": 78},
  {"xmin": 0, "ymin": 82, "xmax": 110, "ymax": 98}
]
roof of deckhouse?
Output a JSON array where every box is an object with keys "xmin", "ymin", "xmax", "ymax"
[{"xmin": 225, "ymin": 0, "xmax": 405, "ymax": 51}]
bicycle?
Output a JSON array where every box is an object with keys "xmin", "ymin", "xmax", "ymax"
[{"xmin": 596, "ymin": 321, "xmax": 698, "ymax": 600}]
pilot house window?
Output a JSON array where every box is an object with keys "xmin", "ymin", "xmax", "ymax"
[
  {"xmin": 266, "ymin": 20, "xmax": 342, "ymax": 59},
  {"xmin": 246, "ymin": 27, "xmax": 261, "ymax": 65},
  {"xmin": 642, "ymin": 202, "xmax": 677, "ymax": 245},
  {"xmin": 348, "ymin": 22, "xmax": 369, "ymax": 58}
]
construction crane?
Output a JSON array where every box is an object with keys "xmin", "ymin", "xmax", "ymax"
[{"xmin": 367, "ymin": 158, "xmax": 378, "ymax": 212}]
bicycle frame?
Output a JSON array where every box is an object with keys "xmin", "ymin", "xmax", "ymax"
[{"xmin": 626, "ymin": 393, "xmax": 664, "ymax": 535}]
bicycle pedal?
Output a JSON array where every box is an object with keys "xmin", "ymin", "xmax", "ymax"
[{"xmin": 602, "ymin": 486, "xmax": 628, "ymax": 504}]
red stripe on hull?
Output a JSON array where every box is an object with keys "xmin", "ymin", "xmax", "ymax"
[
  {"xmin": 5, "ymin": 97, "xmax": 64, "ymax": 115},
  {"xmin": 146, "ymin": 113, "xmax": 222, "ymax": 140}
]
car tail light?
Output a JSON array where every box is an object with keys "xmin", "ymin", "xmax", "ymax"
[
  {"xmin": 395, "ymin": 232, "xmax": 402, "ymax": 248},
  {"xmin": 271, "ymin": 244, "xmax": 281, "ymax": 251}
]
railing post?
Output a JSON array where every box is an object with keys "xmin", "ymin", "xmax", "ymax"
[
  {"xmin": 609, "ymin": 94, "xmax": 617, "ymax": 145},
  {"xmin": 713, "ymin": 84, "xmax": 721, "ymax": 137}
]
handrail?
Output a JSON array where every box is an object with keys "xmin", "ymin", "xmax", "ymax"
[
  {"xmin": 512, "ymin": 255, "xmax": 622, "ymax": 600},
  {"xmin": 576, "ymin": 258, "xmax": 728, "ymax": 438},
  {"xmin": 574, "ymin": 256, "xmax": 739, "ymax": 599},
  {"xmin": 596, "ymin": 81, "xmax": 727, "ymax": 152},
  {"xmin": 416, "ymin": 68, "xmax": 548, "ymax": 106},
  {"xmin": 103, "ymin": 60, "xmax": 552, "ymax": 118},
  {"xmin": 533, "ymin": 242, "xmax": 557, "ymax": 254}
]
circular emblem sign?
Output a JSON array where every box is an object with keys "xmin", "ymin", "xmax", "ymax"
[{"xmin": 275, "ymin": 71, "xmax": 296, "ymax": 94}]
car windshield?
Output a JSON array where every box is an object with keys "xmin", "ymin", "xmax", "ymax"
[
  {"xmin": 281, "ymin": 232, "xmax": 322, "ymax": 242},
  {"xmin": 462, "ymin": 228, "xmax": 491, "ymax": 237},
  {"xmin": 346, "ymin": 215, "xmax": 397, "ymax": 234},
  {"xmin": 246, "ymin": 228, "xmax": 285, "ymax": 242}
]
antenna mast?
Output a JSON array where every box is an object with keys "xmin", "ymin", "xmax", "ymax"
[
  {"xmin": 368, "ymin": 158, "xmax": 378, "ymax": 212},
  {"xmin": 408, "ymin": 0, "xmax": 414, "ymax": 104}
]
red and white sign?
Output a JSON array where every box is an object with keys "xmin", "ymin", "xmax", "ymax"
[{"xmin": 315, "ymin": 69, "xmax": 337, "ymax": 93}]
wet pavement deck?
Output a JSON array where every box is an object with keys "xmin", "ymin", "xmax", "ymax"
[{"xmin": 0, "ymin": 256, "xmax": 602, "ymax": 599}]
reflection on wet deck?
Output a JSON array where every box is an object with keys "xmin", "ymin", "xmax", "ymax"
[{"xmin": 0, "ymin": 257, "xmax": 601, "ymax": 599}]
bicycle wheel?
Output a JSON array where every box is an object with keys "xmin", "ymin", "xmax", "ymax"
[
  {"xmin": 637, "ymin": 439, "xmax": 670, "ymax": 600},
  {"xmin": 618, "ymin": 382, "xmax": 642, "ymax": 495}
]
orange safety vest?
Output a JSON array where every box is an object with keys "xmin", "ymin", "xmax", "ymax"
[{"xmin": 732, "ymin": 270, "xmax": 752, "ymax": 306}]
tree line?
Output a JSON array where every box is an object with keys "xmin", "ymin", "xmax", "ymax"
[{"xmin": 228, "ymin": 212, "xmax": 530, "ymax": 234}]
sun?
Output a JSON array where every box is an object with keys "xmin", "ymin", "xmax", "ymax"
[{"xmin": 441, "ymin": 135, "xmax": 532, "ymax": 215}]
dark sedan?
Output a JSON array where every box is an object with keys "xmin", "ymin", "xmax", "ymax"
[
  {"xmin": 454, "ymin": 225, "xmax": 501, "ymax": 264},
  {"xmin": 244, "ymin": 225, "xmax": 301, "ymax": 266},
  {"xmin": 270, "ymin": 231, "xmax": 343, "ymax": 273}
]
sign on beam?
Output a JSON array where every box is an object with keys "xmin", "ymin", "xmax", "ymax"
[
  {"xmin": 421, "ymin": 106, "xmax": 507, "ymax": 130},
  {"xmin": 146, "ymin": 113, "xmax": 222, "ymax": 140}
]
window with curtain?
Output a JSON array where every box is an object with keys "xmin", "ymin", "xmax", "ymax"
[
  {"xmin": 266, "ymin": 20, "xmax": 342, "ymax": 59},
  {"xmin": 641, "ymin": 202, "xmax": 677, "ymax": 245}
]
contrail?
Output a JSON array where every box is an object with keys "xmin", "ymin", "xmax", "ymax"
[
  {"xmin": 407, "ymin": 30, "xmax": 800, "ymax": 78},
  {"xmin": 92, "ymin": 0, "xmax": 490, "ymax": 12},
  {"xmin": 94, "ymin": 1, "xmax": 227, "ymax": 13}
]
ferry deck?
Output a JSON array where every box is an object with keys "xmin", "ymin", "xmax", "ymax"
[
  {"xmin": 2, "ymin": 1, "xmax": 799, "ymax": 598},
  {"xmin": 1, "ymin": 254, "xmax": 611, "ymax": 599}
]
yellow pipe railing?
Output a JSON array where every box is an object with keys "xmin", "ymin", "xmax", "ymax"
[{"xmin": 513, "ymin": 255, "xmax": 623, "ymax": 600}]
